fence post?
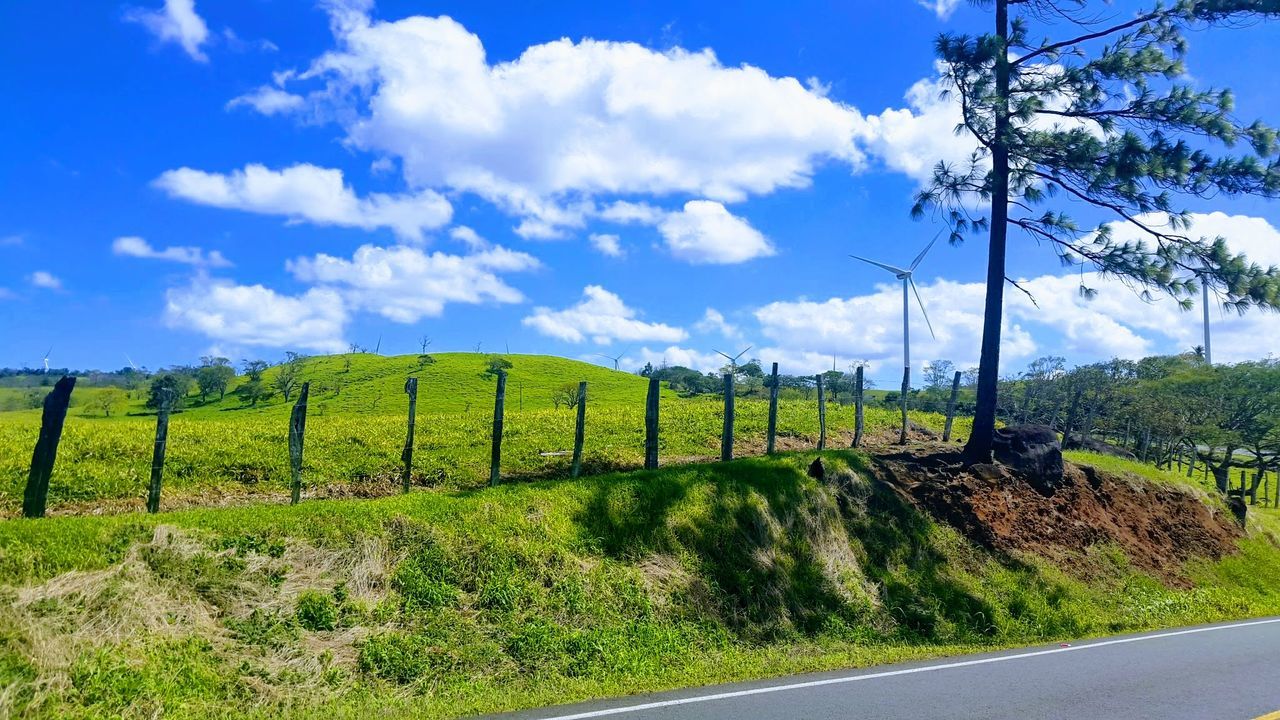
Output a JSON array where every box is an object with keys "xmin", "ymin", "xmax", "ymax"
[
  {"xmin": 490, "ymin": 370, "xmax": 506, "ymax": 486},
  {"xmin": 571, "ymin": 381, "xmax": 587, "ymax": 478},
  {"xmin": 852, "ymin": 366, "xmax": 865, "ymax": 449},
  {"xmin": 721, "ymin": 373, "xmax": 735, "ymax": 461},
  {"xmin": 289, "ymin": 382, "xmax": 310, "ymax": 505},
  {"xmin": 943, "ymin": 370, "xmax": 962, "ymax": 443},
  {"xmin": 815, "ymin": 374, "xmax": 826, "ymax": 451},
  {"xmin": 766, "ymin": 362, "xmax": 779, "ymax": 455},
  {"xmin": 23, "ymin": 375, "xmax": 76, "ymax": 518},
  {"xmin": 644, "ymin": 377, "xmax": 660, "ymax": 469},
  {"xmin": 146, "ymin": 389, "xmax": 174, "ymax": 514},
  {"xmin": 401, "ymin": 377, "xmax": 418, "ymax": 493}
]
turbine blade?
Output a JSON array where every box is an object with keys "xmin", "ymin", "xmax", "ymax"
[
  {"xmin": 910, "ymin": 278, "xmax": 936, "ymax": 340},
  {"xmin": 909, "ymin": 229, "xmax": 944, "ymax": 272},
  {"xmin": 714, "ymin": 350, "xmax": 733, "ymax": 361},
  {"xmin": 849, "ymin": 255, "xmax": 906, "ymax": 275}
]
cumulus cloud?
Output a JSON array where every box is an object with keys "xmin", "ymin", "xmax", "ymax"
[
  {"xmin": 112, "ymin": 236, "xmax": 231, "ymax": 268},
  {"xmin": 287, "ymin": 243, "xmax": 538, "ymax": 323},
  {"xmin": 249, "ymin": 7, "xmax": 865, "ymax": 238},
  {"xmin": 29, "ymin": 271, "xmax": 62, "ymax": 291},
  {"xmin": 124, "ymin": 0, "xmax": 211, "ymax": 62},
  {"xmin": 588, "ymin": 233, "xmax": 623, "ymax": 257},
  {"xmin": 226, "ymin": 86, "xmax": 305, "ymax": 115},
  {"xmin": 655, "ymin": 201, "xmax": 774, "ymax": 264},
  {"xmin": 623, "ymin": 346, "xmax": 725, "ymax": 373},
  {"xmin": 523, "ymin": 286, "xmax": 687, "ymax": 345},
  {"xmin": 918, "ymin": 0, "xmax": 962, "ymax": 20},
  {"xmin": 694, "ymin": 308, "xmax": 740, "ymax": 338},
  {"xmin": 153, "ymin": 163, "xmax": 452, "ymax": 241},
  {"xmin": 165, "ymin": 279, "xmax": 348, "ymax": 352},
  {"xmin": 855, "ymin": 73, "xmax": 977, "ymax": 185}
]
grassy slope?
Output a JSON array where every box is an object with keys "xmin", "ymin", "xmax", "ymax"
[
  {"xmin": 2, "ymin": 451, "xmax": 1279, "ymax": 719},
  {"xmin": 0, "ymin": 354, "xmax": 970, "ymax": 513}
]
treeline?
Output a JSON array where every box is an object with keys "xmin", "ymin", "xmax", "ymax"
[{"xmin": 995, "ymin": 352, "xmax": 1280, "ymax": 496}]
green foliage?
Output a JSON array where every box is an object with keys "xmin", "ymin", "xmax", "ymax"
[
  {"xmin": 295, "ymin": 590, "xmax": 338, "ymax": 631},
  {"xmin": 145, "ymin": 373, "xmax": 190, "ymax": 410},
  {"xmin": 483, "ymin": 354, "xmax": 513, "ymax": 378},
  {"xmin": 195, "ymin": 363, "xmax": 234, "ymax": 403}
]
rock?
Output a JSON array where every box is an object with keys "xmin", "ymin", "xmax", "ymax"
[
  {"xmin": 1064, "ymin": 433, "xmax": 1136, "ymax": 460},
  {"xmin": 1226, "ymin": 491, "xmax": 1248, "ymax": 528},
  {"xmin": 969, "ymin": 463, "xmax": 1012, "ymax": 484},
  {"xmin": 906, "ymin": 420, "xmax": 939, "ymax": 439},
  {"xmin": 807, "ymin": 457, "xmax": 825, "ymax": 481},
  {"xmin": 992, "ymin": 424, "xmax": 1064, "ymax": 494}
]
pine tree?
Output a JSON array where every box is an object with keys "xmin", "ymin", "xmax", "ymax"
[{"xmin": 914, "ymin": 0, "xmax": 1280, "ymax": 463}]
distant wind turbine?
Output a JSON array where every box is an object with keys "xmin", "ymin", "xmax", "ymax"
[
  {"xmin": 42, "ymin": 347, "xmax": 52, "ymax": 372},
  {"xmin": 595, "ymin": 348, "xmax": 628, "ymax": 371},
  {"xmin": 1198, "ymin": 271, "xmax": 1214, "ymax": 365},
  {"xmin": 125, "ymin": 354, "xmax": 139, "ymax": 371},
  {"xmin": 714, "ymin": 345, "xmax": 753, "ymax": 373},
  {"xmin": 851, "ymin": 231, "xmax": 940, "ymax": 444}
]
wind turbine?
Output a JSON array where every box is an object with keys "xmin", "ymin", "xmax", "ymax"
[
  {"xmin": 713, "ymin": 345, "xmax": 753, "ymax": 374},
  {"xmin": 850, "ymin": 232, "xmax": 939, "ymax": 444},
  {"xmin": 595, "ymin": 348, "xmax": 628, "ymax": 371},
  {"xmin": 125, "ymin": 354, "xmax": 139, "ymax": 371},
  {"xmin": 42, "ymin": 347, "xmax": 52, "ymax": 373}
]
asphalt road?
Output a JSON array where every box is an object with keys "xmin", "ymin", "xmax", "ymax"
[{"xmin": 495, "ymin": 618, "xmax": 1280, "ymax": 720}]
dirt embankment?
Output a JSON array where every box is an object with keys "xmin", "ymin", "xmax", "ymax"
[{"xmin": 868, "ymin": 445, "xmax": 1242, "ymax": 586}]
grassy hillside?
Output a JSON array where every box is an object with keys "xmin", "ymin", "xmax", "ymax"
[
  {"xmin": 1, "ymin": 450, "xmax": 1278, "ymax": 719},
  {"xmin": 0, "ymin": 354, "xmax": 970, "ymax": 514}
]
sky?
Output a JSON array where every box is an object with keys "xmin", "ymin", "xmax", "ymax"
[{"xmin": 2, "ymin": 0, "xmax": 1279, "ymax": 385}]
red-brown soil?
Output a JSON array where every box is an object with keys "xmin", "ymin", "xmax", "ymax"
[{"xmin": 870, "ymin": 444, "xmax": 1242, "ymax": 586}]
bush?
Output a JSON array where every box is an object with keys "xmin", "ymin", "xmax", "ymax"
[{"xmin": 295, "ymin": 590, "xmax": 338, "ymax": 631}]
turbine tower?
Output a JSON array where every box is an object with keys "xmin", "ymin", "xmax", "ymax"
[
  {"xmin": 851, "ymin": 232, "xmax": 939, "ymax": 444},
  {"xmin": 1200, "ymin": 274, "xmax": 1213, "ymax": 365}
]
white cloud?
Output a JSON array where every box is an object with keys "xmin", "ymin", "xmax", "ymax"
[
  {"xmin": 287, "ymin": 243, "xmax": 538, "ymax": 323},
  {"xmin": 257, "ymin": 8, "xmax": 865, "ymax": 236},
  {"xmin": 153, "ymin": 163, "xmax": 452, "ymax": 242},
  {"xmin": 29, "ymin": 271, "xmax": 62, "ymax": 291},
  {"xmin": 165, "ymin": 278, "xmax": 348, "ymax": 352},
  {"xmin": 918, "ymin": 0, "xmax": 962, "ymax": 20},
  {"xmin": 855, "ymin": 72, "xmax": 977, "ymax": 185},
  {"xmin": 523, "ymin": 285, "xmax": 687, "ymax": 345},
  {"xmin": 694, "ymin": 308, "xmax": 739, "ymax": 338},
  {"xmin": 124, "ymin": 0, "xmax": 211, "ymax": 63},
  {"xmin": 448, "ymin": 226, "xmax": 488, "ymax": 249},
  {"xmin": 226, "ymin": 86, "xmax": 305, "ymax": 115},
  {"xmin": 624, "ymin": 346, "xmax": 724, "ymax": 373},
  {"xmin": 112, "ymin": 236, "xmax": 231, "ymax": 268},
  {"xmin": 588, "ymin": 233, "xmax": 623, "ymax": 257},
  {"xmin": 656, "ymin": 200, "xmax": 774, "ymax": 264}
]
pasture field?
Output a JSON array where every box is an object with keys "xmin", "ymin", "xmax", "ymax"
[{"xmin": 0, "ymin": 354, "xmax": 968, "ymax": 514}]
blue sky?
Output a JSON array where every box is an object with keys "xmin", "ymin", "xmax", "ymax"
[{"xmin": 3, "ymin": 0, "xmax": 1279, "ymax": 385}]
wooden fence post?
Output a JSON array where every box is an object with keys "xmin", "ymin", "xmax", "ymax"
[
  {"xmin": 852, "ymin": 366, "xmax": 865, "ymax": 449},
  {"xmin": 490, "ymin": 370, "xmax": 506, "ymax": 486},
  {"xmin": 815, "ymin": 374, "xmax": 826, "ymax": 451},
  {"xmin": 289, "ymin": 382, "xmax": 310, "ymax": 505},
  {"xmin": 146, "ymin": 389, "xmax": 174, "ymax": 514},
  {"xmin": 571, "ymin": 381, "xmax": 587, "ymax": 478},
  {"xmin": 401, "ymin": 377, "xmax": 418, "ymax": 493},
  {"xmin": 766, "ymin": 362, "xmax": 779, "ymax": 455},
  {"xmin": 23, "ymin": 375, "xmax": 76, "ymax": 518},
  {"xmin": 644, "ymin": 377, "xmax": 659, "ymax": 469},
  {"xmin": 943, "ymin": 370, "xmax": 962, "ymax": 443},
  {"xmin": 721, "ymin": 373, "xmax": 735, "ymax": 461}
]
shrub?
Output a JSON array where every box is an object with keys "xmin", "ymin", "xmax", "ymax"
[{"xmin": 295, "ymin": 590, "xmax": 338, "ymax": 631}]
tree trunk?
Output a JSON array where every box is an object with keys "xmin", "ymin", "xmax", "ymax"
[
  {"xmin": 963, "ymin": 0, "xmax": 1011, "ymax": 465},
  {"xmin": 1210, "ymin": 448, "xmax": 1235, "ymax": 494}
]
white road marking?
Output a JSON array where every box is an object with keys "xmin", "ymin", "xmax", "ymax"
[{"xmin": 533, "ymin": 618, "xmax": 1280, "ymax": 719}]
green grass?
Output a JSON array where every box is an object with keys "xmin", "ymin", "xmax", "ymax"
[
  {"xmin": 0, "ymin": 354, "xmax": 969, "ymax": 513},
  {"xmin": 2, "ymin": 451, "xmax": 1279, "ymax": 719}
]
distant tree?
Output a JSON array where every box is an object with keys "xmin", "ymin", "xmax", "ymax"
[
  {"xmin": 551, "ymin": 383, "xmax": 582, "ymax": 410},
  {"xmin": 916, "ymin": 0, "xmax": 1280, "ymax": 463},
  {"xmin": 146, "ymin": 373, "xmax": 191, "ymax": 410},
  {"xmin": 196, "ymin": 363, "xmax": 235, "ymax": 402},
  {"xmin": 87, "ymin": 387, "xmax": 127, "ymax": 417},
  {"xmin": 416, "ymin": 353, "xmax": 436, "ymax": 371},
  {"xmin": 274, "ymin": 352, "xmax": 307, "ymax": 402},
  {"xmin": 923, "ymin": 360, "xmax": 955, "ymax": 392},
  {"xmin": 820, "ymin": 370, "xmax": 846, "ymax": 403},
  {"xmin": 241, "ymin": 359, "xmax": 268, "ymax": 382},
  {"xmin": 639, "ymin": 362, "xmax": 655, "ymax": 377},
  {"xmin": 483, "ymin": 355, "xmax": 513, "ymax": 378}
]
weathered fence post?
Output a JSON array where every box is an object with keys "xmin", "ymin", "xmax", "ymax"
[
  {"xmin": 815, "ymin": 374, "xmax": 826, "ymax": 451},
  {"xmin": 852, "ymin": 366, "xmax": 865, "ymax": 449},
  {"xmin": 490, "ymin": 370, "xmax": 506, "ymax": 486},
  {"xmin": 766, "ymin": 362, "xmax": 779, "ymax": 455},
  {"xmin": 401, "ymin": 377, "xmax": 418, "ymax": 493},
  {"xmin": 289, "ymin": 382, "xmax": 310, "ymax": 505},
  {"xmin": 146, "ymin": 389, "xmax": 174, "ymax": 514},
  {"xmin": 721, "ymin": 373, "xmax": 735, "ymax": 461},
  {"xmin": 571, "ymin": 381, "xmax": 587, "ymax": 478},
  {"xmin": 943, "ymin": 370, "xmax": 962, "ymax": 443},
  {"xmin": 644, "ymin": 377, "xmax": 659, "ymax": 469},
  {"xmin": 23, "ymin": 376, "xmax": 76, "ymax": 518}
]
